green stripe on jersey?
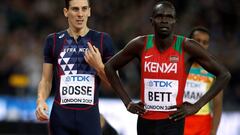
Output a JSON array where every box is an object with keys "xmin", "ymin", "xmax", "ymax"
[
  {"xmin": 173, "ymin": 35, "xmax": 184, "ymax": 54},
  {"xmin": 146, "ymin": 34, "xmax": 154, "ymax": 49}
]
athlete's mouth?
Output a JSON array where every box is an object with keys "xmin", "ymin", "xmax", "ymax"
[
  {"xmin": 76, "ymin": 19, "xmax": 84, "ymax": 24},
  {"xmin": 159, "ymin": 27, "xmax": 169, "ymax": 31}
]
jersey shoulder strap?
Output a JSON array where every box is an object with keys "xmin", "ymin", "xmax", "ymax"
[
  {"xmin": 173, "ymin": 35, "xmax": 185, "ymax": 54},
  {"xmin": 145, "ymin": 34, "xmax": 154, "ymax": 50},
  {"xmin": 52, "ymin": 31, "xmax": 66, "ymax": 61}
]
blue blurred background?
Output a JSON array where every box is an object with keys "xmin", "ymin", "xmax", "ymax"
[{"xmin": 0, "ymin": 0, "xmax": 239, "ymax": 134}]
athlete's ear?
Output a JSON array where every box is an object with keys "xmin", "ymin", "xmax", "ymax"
[
  {"xmin": 88, "ymin": 7, "xmax": 91, "ymax": 17},
  {"xmin": 149, "ymin": 17, "xmax": 154, "ymax": 25},
  {"xmin": 63, "ymin": 8, "xmax": 68, "ymax": 18}
]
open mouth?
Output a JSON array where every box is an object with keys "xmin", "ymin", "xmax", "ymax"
[{"xmin": 76, "ymin": 19, "xmax": 84, "ymax": 24}]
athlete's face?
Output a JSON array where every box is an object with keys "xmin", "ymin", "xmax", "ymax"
[
  {"xmin": 64, "ymin": 0, "xmax": 91, "ymax": 31},
  {"xmin": 151, "ymin": 4, "xmax": 176, "ymax": 37},
  {"xmin": 192, "ymin": 31, "xmax": 210, "ymax": 49}
]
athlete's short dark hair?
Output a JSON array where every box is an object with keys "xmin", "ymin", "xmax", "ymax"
[
  {"xmin": 189, "ymin": 26, "xmax": 210, "ymax": 38},
  {"xmin": 64, "ymin": 0, "xmax": 90, "ymax": 9}
]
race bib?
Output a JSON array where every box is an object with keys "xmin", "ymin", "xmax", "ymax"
[
  {"xmin": 183, "ymin": 80, "xmax": 207, "ymax": 104},
  {"xmin": 144, "ymin": 79, "xmax": 178, "ymax": 111},
  {"xmin": 60, "ymin": 74, "xmax": 95, "ymax": 105}
]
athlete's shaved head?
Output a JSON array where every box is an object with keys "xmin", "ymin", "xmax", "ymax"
[
  {"xmin": 64, "ymin": 0, "xmax": 90, "ymax": 9},
  {"xmin": 150, "ymin": 0, "xmax": 176, "ymax": 38},
  {"xmin": 153, "ymin": 0, "xmax": 176, "ymax": 17}
]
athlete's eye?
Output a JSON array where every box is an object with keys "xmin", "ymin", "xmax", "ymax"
[
  {"xmin": 71, "ymin": 7, "xmax": 79, "ymax": 12},
  {"xmin": 82, "ymin": 6, "xmax": 89, "ymax": 12}
]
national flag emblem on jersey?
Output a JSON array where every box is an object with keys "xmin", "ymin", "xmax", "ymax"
[
  {"xmin": 58, "ymin": 38, "xmax": 89, "ymax": 75},
  {"xmin": 170, "ymin": 55, "xmax": 179, "ymax": 63}
]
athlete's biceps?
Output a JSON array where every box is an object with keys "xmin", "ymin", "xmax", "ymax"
[
  {"xmin": 202, "ymin": 55, "xmax": 222, "ymax": 72},
  {"xmin": 109, "ymin": 50, "xmax": 134, "ymax": 69}
]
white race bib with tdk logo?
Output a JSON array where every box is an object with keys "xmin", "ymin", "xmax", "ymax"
[
  {"xmin": 183, "ymin": 80, "xmax": 207, "ymax": 104},
  {"xmin": 144, "ymin": 78, "xmax": 178, "ymax": 111},
  {"xmin": 60, "ymin": 74, "xmax": 95, "ymax": 105}
]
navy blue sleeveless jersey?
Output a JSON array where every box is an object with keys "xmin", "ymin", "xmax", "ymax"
[{"xmin": 43, "ymin": 29, "xmax": 114, "ymax": 110}]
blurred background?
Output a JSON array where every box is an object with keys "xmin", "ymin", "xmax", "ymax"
[{"xmin": 0, "ymin": 0, "xmax": 239, "ymax": 134}]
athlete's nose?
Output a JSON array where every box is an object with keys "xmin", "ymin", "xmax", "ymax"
[{"xmin": 77, "ymin": 11, "xmax": 83, "ymax": 17}]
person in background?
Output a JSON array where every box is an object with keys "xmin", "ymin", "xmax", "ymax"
[{"xmin": 183, "ymin": 26, "xmax": 223, "ymax": 135}]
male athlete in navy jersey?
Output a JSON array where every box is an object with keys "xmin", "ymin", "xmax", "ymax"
[{"xmin": 35, "ymin": 0, "xmax": 114, "ymax": 135}]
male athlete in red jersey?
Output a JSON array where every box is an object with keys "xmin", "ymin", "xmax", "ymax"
[{"xmin": 103, "ymin": 1, "xmax": 230, "ymax": 135}]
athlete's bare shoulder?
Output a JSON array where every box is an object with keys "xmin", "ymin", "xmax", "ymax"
[
  {"xmin": 127, "ymin": 35, "xmax": 146, "ymax": 47},
  {"xmin": 183, "ymin": 38, "xmax": 205, "ymax": 53},
  {"xmin": 183, "ymin": 37, "xmax": 211, "ymax": 60},
  {"xmin": 122, "ymin": 35, "xmax": 147, "ymax": 57},
  {"xmin": 184, "ymin": 38, "xmax": 199, "ymax": 46}
]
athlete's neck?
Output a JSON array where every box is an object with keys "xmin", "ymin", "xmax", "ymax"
[
  {"xmin": 67, "ymin": 27, "xmax": 90, "ymax": 41},
  {"xmin": 155, "ymin": 33, "xmax": 174, "ymax": 52}
]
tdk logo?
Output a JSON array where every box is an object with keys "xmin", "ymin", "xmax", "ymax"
[
  {"xmin": 65, "ymin": 76, "xmax": 71, "ymax": 82},
  {"xmin": 148, "ymin": 81, "xmax": 154, "ymax": 87},
  {"xmin": 186, "ymin": 81, "xmax": 201, "ymax": 88},
  {"xmin": 148, "ymin": 81, "xmax": 172, "ymax": 87},
  {"xmin": 65, "ymin": 76, "xmax": 90, "ymax": 82}
]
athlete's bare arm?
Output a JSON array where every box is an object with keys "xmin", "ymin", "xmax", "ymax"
[
  {"xmin": 211, "ymin": 90, "xmax": 223, "ymax": 135},
  {"xmin": 170, "ymin": 39, "xmax": 231, "ymax": 121},
  {"xmin": 36, "ymin": 63, "xmax": 53, "ymax": 121},
  {"xmin": 105, "ymin": 36, "xmax": 146, "ymax": 115}
]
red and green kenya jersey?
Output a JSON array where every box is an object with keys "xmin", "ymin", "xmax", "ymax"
[{"xmin": 141, "ymin": 34, "xmax": 188, "ymax": 120}]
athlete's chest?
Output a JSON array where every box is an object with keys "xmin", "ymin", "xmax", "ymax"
[
  {"xmin": 142, "ymin": 47, "xmax": 182, "ymax": 74},
  {"xmin": 57, "ymin": 37, "xmax": 100, "ymax": 75}
]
